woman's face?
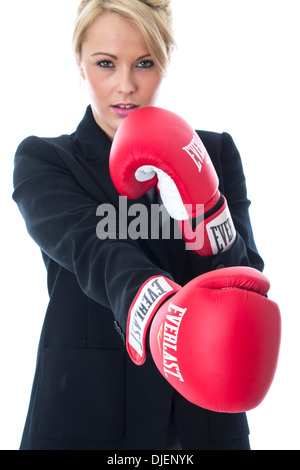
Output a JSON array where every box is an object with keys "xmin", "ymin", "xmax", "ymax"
[{"xmin": 78, "ymin": 12, "xmax": 163, "ymax": 140}]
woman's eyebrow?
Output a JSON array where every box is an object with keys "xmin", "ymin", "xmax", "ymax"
[
  {"xmin": 136, "ymin": 54, "xmax": 152, "ymax": 61},
  {"xmin": 91, "ymin": 52, "xmax": 117, "ymax": 58},
  {"xmin": 91, "ymin": 52, "xmax": 152, "ymax": 61}
]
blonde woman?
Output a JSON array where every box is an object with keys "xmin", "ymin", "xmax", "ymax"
[{"xmin": 13, "ymin": 0, "xmax": 264, "ymax": 450}]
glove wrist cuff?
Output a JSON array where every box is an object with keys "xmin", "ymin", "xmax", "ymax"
[
  {"xmin": 180, "ymin": 196, "xmax": 236, "ymax": 256},
  {"xmin": 127, "ymin": 276, "xmax": 181, "ymax": 365}
]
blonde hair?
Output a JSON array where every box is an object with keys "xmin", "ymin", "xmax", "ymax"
[{"xmin": 73, "ymin": 0, "xmax": 175, "ymax": 75}]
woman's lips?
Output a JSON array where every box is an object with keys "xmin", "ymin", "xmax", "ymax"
[{"xmin": 112, "ymin": 104, "xmax": 140, "ymax": 117}]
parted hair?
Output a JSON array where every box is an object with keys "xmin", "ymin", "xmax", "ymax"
[{"xmin": 73, "ymin": 0, "xmax": 175, "ymax": 74}]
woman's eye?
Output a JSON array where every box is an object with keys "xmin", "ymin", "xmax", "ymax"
[
  {"xmin": 137, "ymin": 60, "xmax": 154, "ymax": 69},
  {"xmin": 97, "ymin": 60, "xmax": 114, "ymax": 68}
]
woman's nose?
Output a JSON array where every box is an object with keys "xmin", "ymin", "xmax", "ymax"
[{"xmin": 116, "ymin": 67, "xmax": 136, "ymax": 96}]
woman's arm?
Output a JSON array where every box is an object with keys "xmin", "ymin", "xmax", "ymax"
[{"xmin": 13, "ymin": 136, "xmax": 173, "ymax": 333}]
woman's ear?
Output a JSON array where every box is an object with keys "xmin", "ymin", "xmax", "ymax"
[{"xmin": 77, "ymin": 58, "xmax": 86, "ymax": 80}]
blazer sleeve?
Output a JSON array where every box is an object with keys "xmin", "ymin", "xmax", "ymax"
[
  {"xmin": 12, "ymin": 136, "xmax": 173, "ymax": 334},
  {"xmin": 193, "ymin": 131, "xmax": 264, "ymax": 273}
]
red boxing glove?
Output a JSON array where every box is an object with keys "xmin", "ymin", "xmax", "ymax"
[
  {"xmin": 149, "ymin": 267, "xmax": 281, "ymax": 413},
  {"xmin": 109, "ymin": 106, "xmax": 236, "ymax": 256}
]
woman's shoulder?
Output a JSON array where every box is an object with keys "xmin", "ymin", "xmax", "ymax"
[
  {"xmin": 16, "ymin": 132, "xmax": 75, "ymax": 155},
  {"xmin": 195, "ymin": 129, "xmax": 238, "ymax": 165},
  {"xmin": 14, "ymin": 132, "xmax": 77, "ymax": 169},
  {"xmin": 196, "ymin": 129, "xmax": 235, "ymax": 150}
]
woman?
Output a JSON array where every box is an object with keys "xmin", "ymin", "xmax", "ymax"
[{"xmin": 13, "ymin": 0, "xmax": 263, "ymax": 450}]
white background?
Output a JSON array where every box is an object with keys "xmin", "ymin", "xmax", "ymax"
[{"xmin": 1, "ymin": 0, "xmax": 299, "ymax": 450}]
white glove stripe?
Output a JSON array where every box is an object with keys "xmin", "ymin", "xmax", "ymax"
[{"xmin": 135, "ymin": 165, "xmax": 189, "ymax": 221}]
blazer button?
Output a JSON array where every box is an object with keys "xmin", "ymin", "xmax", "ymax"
[{"xmin": 215, "ymin": 264, "xmax": 225, "ymax": 270}]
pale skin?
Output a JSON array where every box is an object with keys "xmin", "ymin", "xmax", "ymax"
[{"xmin": 77, "ymin": 12, "xmax": 164, "ymax": 140}]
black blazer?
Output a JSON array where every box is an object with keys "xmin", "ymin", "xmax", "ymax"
[{"xmin": 13, "ymin": 106, "xmax": 263, "ymax": 450}]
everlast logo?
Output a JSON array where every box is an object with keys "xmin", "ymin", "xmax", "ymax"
[
  {"xmin": 128, "ymin": 277, "xmax": 174, "ymax": 358},
  {"xmin": 209, "ymin": 217, "xmax": 235, "ymax": 253},
  {"xmin": 182, "ymin": 134, "xmax": 210, "ymax": 173},
  {"xmin": 161, "ymin": 302, "xmax": 187, "ymax": 382},
  {"xmin": 207, "ymin": 206, "xmax": 237, "ymax": 255}
]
